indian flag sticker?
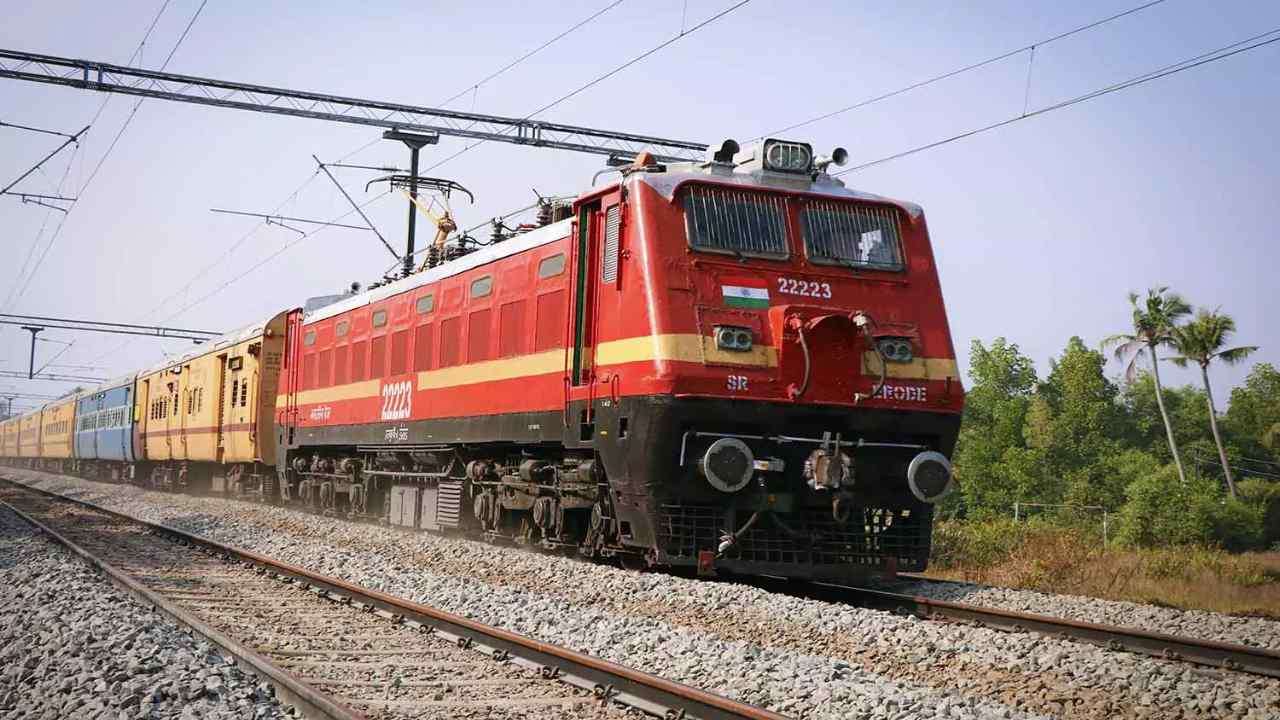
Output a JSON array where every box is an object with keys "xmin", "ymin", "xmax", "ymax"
[{"xmin": 721, "ymin": 278, "xmax": 770, "ymax": 309}]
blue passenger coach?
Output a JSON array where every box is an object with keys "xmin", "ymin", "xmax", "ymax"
[{"xmin": 74, "ymin": 375, "xmax": 136, "ymax": 479}]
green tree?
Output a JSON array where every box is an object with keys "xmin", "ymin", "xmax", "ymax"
[
  {"xmin": 1168, "ymin": 310, "xmax": 1259, "ymax": 498},
  {"xmin": 953, "ymin": 338, "xmax": 1038, "ymax": 517},
  {"xmin": 1118, "ymin": 374, "xmax": 1211, "ymax": 462},
  {"xmin": 1038, "ymin": 337, "xmax": 1127, "ymax": 509},
  {"xmin": 1103, "ymin": 288, "xmax": 1192, "ymax": 485},
  {"xmin": 1225, "ymin": 363, "xmax": 1280, "ymax": 460}
]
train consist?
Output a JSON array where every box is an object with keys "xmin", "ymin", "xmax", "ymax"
[{"xmin": 1, "ymin": 139, "xmax": 964, "ymax": 581}]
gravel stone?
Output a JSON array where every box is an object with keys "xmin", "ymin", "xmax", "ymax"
[
  {"xmin": 0, "ymin": 499, "xmax": 291, "ymax": 720},
  {"xmin": 900, "ymin": 578, "xmax": 1280, "ymax": 651},
  {"xmin": 8, "ymin": 468, "xmax": 1280, "ymax": 719}
]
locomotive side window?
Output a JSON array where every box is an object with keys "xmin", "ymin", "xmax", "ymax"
[
  {"xmin": 470, "ymin": 276, "xmax": 493, "ymax": 299},
  {"xmin": 801, "ymin": 201, "xmax": 903, "ymax": 270},
  {"xmin": 684, "ymin": 186, "xmax": 788, "ymax": 258},
  {"xmin": 335, "ymin": 320, "xmax": 349, "ymax": 337},
  {"xmin": 303, "ymin": 330, "xmax": 316, "ymax": 347},
  {"xmin": 415, "ymin": 294, "xmax": 434, "ymax": 314},
  {"xmin": 537, "ymin": 254, "xmax": 565, "ymax": 279},
  {"xmin": 372, "ymin": 310, "xmax": 388, "ymax": 328}
]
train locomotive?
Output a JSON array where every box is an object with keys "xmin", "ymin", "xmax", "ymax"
[{"xmin": 1, "ymin": 138, "xmax": 964, "ymax": 582}]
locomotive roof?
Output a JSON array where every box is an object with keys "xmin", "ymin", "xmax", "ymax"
[
  {"xmin": 632, "ymin": 164, "xmax": 924, "ymax": 219},
  {"xmin": 305, "ymin": 216, "xmax": 573, "ymax": 325}
]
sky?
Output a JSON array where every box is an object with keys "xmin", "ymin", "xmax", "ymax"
[{"xmin": 2, "ymin": 0, "xmax": 1277, "ymax": 414}]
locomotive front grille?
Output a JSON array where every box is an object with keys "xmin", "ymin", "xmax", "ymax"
[{"xmin": 657, "ymin": 502, "xmax": 933, "ymax": 571}]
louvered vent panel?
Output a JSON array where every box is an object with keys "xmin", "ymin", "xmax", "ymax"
[{"xmin": 602, "ymin": 205, "xmax": 620, "ymax": 283}]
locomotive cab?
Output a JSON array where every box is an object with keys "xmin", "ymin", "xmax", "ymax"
[{"xmin": 574, "ymin": 138, "xmax": 965, "ymax": 581}]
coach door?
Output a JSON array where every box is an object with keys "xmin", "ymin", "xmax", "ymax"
[{"xmin": 566, "ymin": 190, "xmax": 622, "ymax": 438}]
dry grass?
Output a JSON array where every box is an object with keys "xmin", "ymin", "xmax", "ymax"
[{"xmin": 926, "ymin": 520, "xmax": 1280, "ymax": 617}]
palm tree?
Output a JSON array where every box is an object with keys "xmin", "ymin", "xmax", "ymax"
[
  {"xmin": 1103, "ymin": 288, "xmax": 1192, "ymax": 485},
  {"xmin": 1167, "ymin": 309, "xmax": 1258, "ymax": 498}
]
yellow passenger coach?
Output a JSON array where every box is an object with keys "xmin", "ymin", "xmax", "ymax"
[{"xmin": 134, "ymin": 311, "xmax": 288, "ymax": 489}]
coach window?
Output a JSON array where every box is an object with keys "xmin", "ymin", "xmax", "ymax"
[
  {"xmin": 415, "ymin": 294, "xmax": 434, "ymax": 314},
  {"xmin": 537, "ymin": 254, "xmax": 565, "ymax": 279},
  {"xmin": 470, "ymin": 276, "xmax": 493, "ymax": 299},
  {"xmin": 372, "ymin": 310, "xmax": 388, "ymax": 328}
]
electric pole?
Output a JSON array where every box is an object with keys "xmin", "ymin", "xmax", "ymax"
[
  {"xmin": 20, "ymin": 325, "xmax": 43, "ymax": 379},
  {"xmin": 383, "ymin": 130, "xmax": 440, "ymax": 278}
]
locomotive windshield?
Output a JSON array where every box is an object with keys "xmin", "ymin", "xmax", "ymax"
[
  {"xmin": 801, "ymin": 200, "xmax": 903, "ymax": 270},
  {"xmin": 684, "ymin": 185, "xmax": 788, "ymax": 258}
]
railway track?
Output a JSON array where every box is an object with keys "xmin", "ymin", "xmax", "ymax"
[
  {"xmin": 0, "ymin": 478, "xmax": 786, "ymax": 720},
  {"xmin": 745, "ymin": 575, "xmax": 1280, "ymax": 680}
]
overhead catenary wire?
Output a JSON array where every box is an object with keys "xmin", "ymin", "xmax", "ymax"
[
  {"xmin": 2, "ymin": 0, "xmax": 173, "ymax": 314},
  {"xmin": 154, "ymin": 191, "xmax": 395, "ymax": 326},
  {"xmin": 835, "ymin": 27, "xmax": 1280, "ymax": 175},
  {"xmin": 0, "ymin": 120, "xmax": 79, "ymax": 139},
  {"xmin": 435, "ymin": 0, "xmax": 629, "ymax": 109},
  {"xmin": 759, "ymin": 0, "xmax": 1170, "ymax": 139},
  {"xmin": 422, "ymin": 0, "xmax": 753, "ymax": 175},
  {"xmin": 120, "ymin": 0, "xmax": 637, "ymax": 334},
  {"xmin": 8, "ymin": 0, "xmax": 208, "ymax": 309}
]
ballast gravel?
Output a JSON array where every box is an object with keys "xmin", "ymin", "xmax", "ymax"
[
  {"xmin": 0, "ymin": 501, "xmax": 292, "ymax": 720},
  {"xmin": 898, "ymin": 579, "xmax": 1280, "ymax": 652},
  {"xmin": 7, "ymin": 468, "xmax": 1280, "ymax": 720}
]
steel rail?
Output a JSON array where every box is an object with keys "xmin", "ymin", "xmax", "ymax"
[
  {"xmin": 0, "ymin": 497, "xmax": 367, "ymax": 720},
  {"xmin": 750, "ymin": 575, "xmax": 1280, "ymax": 679},
  {"xmin": 0, "ymin": 476, "xmax": 787, "ymax": 720}
]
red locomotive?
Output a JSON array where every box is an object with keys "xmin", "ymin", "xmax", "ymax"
[{"xmin": 277, "ymin": 138, "xmax": 964, "ymax": 581}]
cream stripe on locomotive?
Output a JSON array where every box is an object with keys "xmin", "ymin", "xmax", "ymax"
[
  {"xmin": 283, "ymin": 333, "xmax": 956, "ymax": 408},
  {"xmin": 860, "ymin": 352, "xmax": 959, "ymax": 380}
]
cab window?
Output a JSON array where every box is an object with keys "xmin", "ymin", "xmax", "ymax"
[
  {"xmin": 801, "ymin": 200, "xmax": 903, "ymax": 270},
  {"xmin": 683, "ymin": 185, "xmax": 788, "ymax": 258}
]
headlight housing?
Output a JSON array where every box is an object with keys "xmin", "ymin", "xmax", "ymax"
[
  {"xmin": 878, "ymin": 337, "xmax": 914, "ymax": 363},
  {"xmin": 714, "ymin": 325, "xmax": 753, "ymax": 352},
  {"xmin": 762, "ymin": 139, "xmax": 813, "ymax": 173}
]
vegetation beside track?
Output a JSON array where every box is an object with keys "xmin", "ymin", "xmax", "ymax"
[
  {"xmin": 927, "ymin": 519, "xmax": 1280, "ymax": 617},
  {"xmin": 931, "ymin": 287, "xmax": 1280, "ymax": 616}
]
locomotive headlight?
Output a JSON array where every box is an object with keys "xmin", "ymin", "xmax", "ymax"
[
  {"xmin": 714, "ymin": 325, "xmax": 753, "ymax": 352},
  {"xmin": 878, "ymin": 338, "xmax": 914, "ymax": 363},
  {"xmin": 907, "ymin": 450, "xmax": 955, "ymax": 504},
  {"xmin": 762, "ymin": 139, "xmax": 813, "ymax": 173}
]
